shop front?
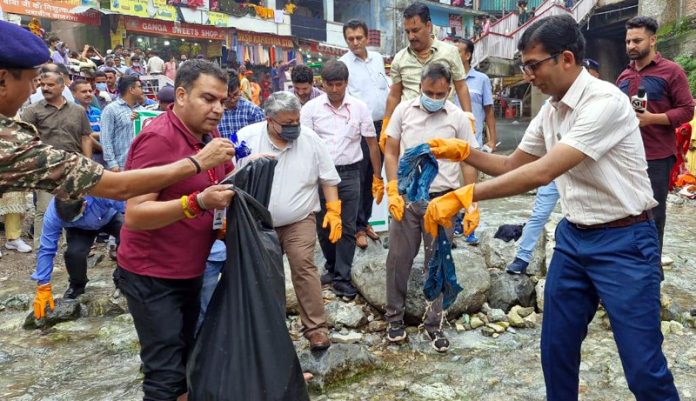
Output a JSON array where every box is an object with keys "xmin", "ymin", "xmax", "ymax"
[
  {"xmin": 234, "ymin": 30, "xmax": 295, "ymax": 66},
  {"xmin": 121, "ymin": 17, "xmax": 227, "ymax": 62}
]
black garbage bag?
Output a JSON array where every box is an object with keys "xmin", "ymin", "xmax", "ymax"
[
  {"xmin": 225, "ymin": 156, "xmax": 277, "ymax": 208},
  {"xmin": 187, "ymin": 160, "xmax": 309, "ymax": 401}
]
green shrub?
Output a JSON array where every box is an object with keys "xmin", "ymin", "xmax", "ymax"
[{"xmin": 675, "ymin": 54, "xmax": 696, "ymax": 98}]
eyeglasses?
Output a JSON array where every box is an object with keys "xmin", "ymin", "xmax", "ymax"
[{"xmin": 519, "ymin": 52, "xmax": 561, "ymax": 75}]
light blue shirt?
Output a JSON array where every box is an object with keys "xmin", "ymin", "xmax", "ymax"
[
  {"xmin": 100, "ymin": 98, "xmax": 145, "ymax": 169},
  {"xmin": 339, "ymin": 50, "xmax": 391, "ymax": 121},
  {"xmin": 32, "ymin": 197, "xmax": 125, "ymax": 285},
  {"xmin": 456, "ymin": 68, "xmax": 493, "ymax": 146}
]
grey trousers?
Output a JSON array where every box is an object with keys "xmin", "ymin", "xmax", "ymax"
[{"xmin": 385, "ymin": 200, "xmax": 455, "ymax": 331}]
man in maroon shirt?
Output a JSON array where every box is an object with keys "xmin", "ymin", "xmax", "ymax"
[
  {"xmin": 114, "ymin": 60, "xmax": 235, "ymax": 401},
  {"xmin": 616, "ymin": 16, "xmax": 695, "ymax": 259}
]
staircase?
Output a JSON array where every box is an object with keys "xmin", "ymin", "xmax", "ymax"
[{"xmin": 473, "ymin": 0, "xmax": 599, "ymax": 71}]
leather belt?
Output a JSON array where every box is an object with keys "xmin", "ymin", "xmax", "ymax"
[
  {"xmin": 573, "ymin": 210, "xmax": 653, "ymax": 230},
  {"xmin": 429, "ymin": 189, "xmax": 453, "ymax": 200},
  {"xmin": 335, "ymin": 161, "xmax": 360, "ymax": 173}
]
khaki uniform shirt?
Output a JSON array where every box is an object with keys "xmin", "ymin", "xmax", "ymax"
[
  {"xmin": 390, "ymin": 39, "xmax": 466, "ymax": 102},
  {"xmin": 0, "ymin": 114, "xmax": 104, "ymax": 200},
  {"xmin": 21, "ymin": 99, "xmax": 92, "ymax": 154}
]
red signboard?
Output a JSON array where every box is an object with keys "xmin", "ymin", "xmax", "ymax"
[
  {"xmin": 0, "ymin": 0, "xmax": 101, "ymax": 25},
  {"xmin": 124, "ymin": 17, "xmax": 226, "ymax": 40}
]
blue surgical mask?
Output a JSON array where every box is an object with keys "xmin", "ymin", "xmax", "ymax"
[
  {"xmin": 420, "ymin": 93, "xmax": 446, "ymax": 113},
  {"xmin": 96, "ymin": 83, "xmax": 107, "ymax": 91}
]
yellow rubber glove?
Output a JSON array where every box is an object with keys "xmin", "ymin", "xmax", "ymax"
[
  {"xmin": 424, "ymin": 184, "xmax": 475, "ymax": 237},
  {"xmin": 427, "ymin": 138, "xmax": 471, "ymax": 162},
  {"xmin": 463, "ymin": 111, "xmax": 476, "ymax": 134},
  {"xmin": 386, "ymin": 180, "xmax": 405, "ymax": 221},
  {"xmin": 33, "ymin": 283, "xmax": 55, "ymax": 320},
  {"xmin": 463, "ymin": 203, "xmax": 480, "ymax": 236},
  {"xmin": 372, "ymin": 175, "xmax": 385, "ymax": 205},
  {"xmin": 379, "ymin": 117, "xmax": 390, "ymax": 153},
  {"xmin": 322, "ymin": 200, "xmax": 343, "ymax": 243}
]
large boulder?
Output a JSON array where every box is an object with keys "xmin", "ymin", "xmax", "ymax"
[
  {"xmin": 479, "ymin": 228, "xmax": 547, "ymax": 277},
  {"xmin": 351, "ymin": 239, "xmax": 490, "ymax": 323},
  {"xmin": 23, "ymin": 298, "xmax": 81, "ymax": 330},
  {"xmin": 487, "ymin": 270, "xmax": 536, "ymax": 312},
  {"xmin": 298, "ymin": 343, "xmax": 377, "ymax": 391}
]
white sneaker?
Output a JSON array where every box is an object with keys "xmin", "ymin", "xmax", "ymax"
[{"xmin": 5, "ymin": 238, "xmax": 32, "ymax": 253}]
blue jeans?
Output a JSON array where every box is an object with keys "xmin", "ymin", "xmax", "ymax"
[
  {"xmin": 516, "ymin": 181, "xmax": 559, "ymax": 262},
  {"xmin": 196, "ymin": 240, "xmax": 227, "ymax": 333},
  {"xmin": 541, "ymin": 219, "xmax": 678, "ymax": 400}
]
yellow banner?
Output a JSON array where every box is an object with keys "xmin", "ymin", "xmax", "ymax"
[
  {"xmin": 207, "ymin": 11, "xmax": 229, "ymax": 27},
  {"xmin": 110, "ymin": 0, "xmax": 177, "ymax": 21}
]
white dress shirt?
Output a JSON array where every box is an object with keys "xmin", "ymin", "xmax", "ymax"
[
  {"xmin": 300, "ymin": 93, "xmax": 376, "ymax": 166},
  {"xmin": 519, "ymin": 69, "xmax": 658, "ymax": 225},
  {"xmin": 146, "ymin": 56, "xmax": 165, "ymax": 74},
  {"xmin": 339, "ymin": 50, "xmax": 390, "ymax": 122},
  {"xmin": 237, "ymin": 121, "xmax": 341, "ymax": 227}
]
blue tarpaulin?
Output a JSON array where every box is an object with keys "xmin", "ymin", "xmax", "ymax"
[{"xmin": 397, "ymin": 144, "xmax": 463, "ymax": 309}]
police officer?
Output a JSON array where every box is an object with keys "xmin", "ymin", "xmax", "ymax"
[{"xmin": 0, "ymin": 20, "xmax": 235, "ymax": 203}]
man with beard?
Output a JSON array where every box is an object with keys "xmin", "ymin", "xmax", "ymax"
[{"xmin": 616, "ymin": 16, "xmax": 694, "ymax": 262}]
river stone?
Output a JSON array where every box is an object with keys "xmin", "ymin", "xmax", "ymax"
[
  {"xmin": 508, "ymin": 307, "xmax": 526, "ymax": 328},
  {"xmin": 23, "ymin": 298, "xmax": 81, "ymax": 330},
  {"xmin": 408, "ymin": 383, "xmax": 457, "ymax": 400},
  {"xmin": 331, "ymin": 331, "xmax": 363, "ymax": 344},
  {"xmin": 78, "ymin": 290, "xmax": 128, "ymax": 317},
  {"xmin": 325, "ymin": 301, "xmax": 367, "ymax": 328},
  {"xmin": 470, "ymin": 316, "xmax": 484, "ymax": 329},
  {"xmin": 536, "ymin": 279, "xmax": 546, "ymax": 312},
  {"xmin": 283, "ymin": 261, "xmax": 300, "ymax": 315},
  {"xmin": 479, "ymin": 228, "xmax": 546, "ymax": 277},
  {"xmin": 487, "ymin": 308, "xmax": 508, "ymax": 323},
  {"xmin": 3, "ymin": 294, "xmax": 31, "ymax": 311},
  {"xmin": 351, "ymin": 240, "xmax": 490, "ymax": 323},
  {"xmin": 98, "ymin": 319, "xmax": 140, "ymax": 353},
  {"xmin": 488, "ymin": 270, "xmax": 535, "ymax": 312},
  {"xmin": 298, "ymin": 343, "xmax": 376, "ymax": 391}
]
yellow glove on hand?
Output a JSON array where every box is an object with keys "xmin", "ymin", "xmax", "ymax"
[
  {"xmin": 322, "ymin": 200, "xmax": 343, "ymax": 243},
  {"xmin": 379, "ymin": 117, "xmax": 390, "ymax": 153},
  {"xmin": 386, "ymin": 180, "xmax": 405, "ymax": 221},
  {"xmin": 463, "ymin": 203, "xmax": 480, "ymax": 236},
  {"xmin": 372, "ymin": 175, "xmax": 385, "ymax": 205},
  {"xmin": 424, "ymin": 184, "xmax": 475, "ymax": 237},
  {"xmin": 462, "ymin": 111, "xmax": 476, "ymax": 134},
  {"xmin": 426, "ymin": 138, "xmax": 471, "ymax": 162},
  {"xmin": 33, "ymin": 283, "xmax": 55, "ymax": 320}
]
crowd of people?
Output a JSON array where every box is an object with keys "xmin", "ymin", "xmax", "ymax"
[{"xmin": 1, "ymin": 1, "xmax": 694, "ymax": 400}]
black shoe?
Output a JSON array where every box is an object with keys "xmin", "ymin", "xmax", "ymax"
[
  {"xmin": 506, "ymin": 257, "xmax": 529, "ymax": 275},
  {"xmin": 424, "ymin": 329, "xmax": 450, "ymax": 353},
  {"xmin": 320, "ymin": 271, "xmax": 334, "ymax": 286},
  {"xmin": 331, "ymin": 281, "xmax": 357, "ymax": 300},
  {"xmin": 387, "ymin": 320, "xmax": 407, "ymax": 342},
  {"xmin": 63, "ymin": 285, "xmax": 85, "ymax": 299}
]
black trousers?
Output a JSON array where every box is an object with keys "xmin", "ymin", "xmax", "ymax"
[
  {"xmin": 647, "ymin": 155, "xmax": 676, "ymax": 255},
  {"xmin": 64, "ymin": 213, "xmax": 122, "ymax": 287},
  {"xmin": 114, "ymin": 266, "xmax": 202, "ymax": 401},
  {"xmin": 317, "ymin": 167, "xmax": 361, "ymax": 283},
  {"xmin": 356, "ymin": 120, "xmax": 383, "ymax": 232}
]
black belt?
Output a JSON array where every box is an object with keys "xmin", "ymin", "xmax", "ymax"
[
  {"xmin": 428, "ymin": 189, "xmax": 453, "ymax": 200},
  {"xmin": 335, "ymin": 161, "xmax": 360, "ymax": 173},
  {"xmin": 572, "ymin": 210, "xmax": 653, "ymax": 230}
]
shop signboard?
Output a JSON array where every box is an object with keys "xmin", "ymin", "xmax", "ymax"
[
  {"xmin": 110, "ymin": 0, "xmax": 177, "ymax": 22},
  {"xmin": 125, "ymin": 16, "xmax": 226, "ymax": 40},
  {"xmin": 0, "ymin": 0, "xmax": 101, "ymax": 24},
  {"xmin": 207, "ymin": 10, "xmax": 229, "ymax": 27},
  {"xmin": 236, "ymin": 31, "xmax": 294, "ymax": 49},
  {"xmin": 133, "ymin": 110, "xmax": 164, "ymax": 136}
]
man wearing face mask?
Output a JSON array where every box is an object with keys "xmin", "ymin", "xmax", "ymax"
[
  {"xmin": 31, "ymin": 196, "xmax": 124, "ymax": 315},
  {"xmin": 382, "ymin": 62, "xmax": 476, "ymax": 352},
  {"xmin": 235, "ymin": 91, "xmax": 341, "ymax": 351},
  {"xmin": 301, "ymin": 60, "xmax": 382, "ymax": 300}
]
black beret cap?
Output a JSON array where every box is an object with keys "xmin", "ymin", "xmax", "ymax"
[{"xmin": 0, "ymin": 20, "xmax": 50, "ymax": 69}]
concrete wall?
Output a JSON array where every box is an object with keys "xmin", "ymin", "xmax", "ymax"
[
  {"xmin": 639, "ymin": 0, "xmax": 677, "ymax": 26},
  {"xmin": 585, "ymin": 36, "xmax": 629, "ymax": 83}
]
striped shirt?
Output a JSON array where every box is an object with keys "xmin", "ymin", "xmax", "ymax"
[
  {"xmin": 519, "ymin": 69, "xmax": 658, "ymax": 225},
  {"xmin": 100, "ymin": 98, "xmax": 145, "ymax": 169},
  {"xmin": 217, "ymin": 98, "xmax": 265, "ymax": 142}
]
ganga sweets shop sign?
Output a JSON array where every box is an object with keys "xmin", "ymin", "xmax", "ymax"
[{"xmin": 125, "ymin": 17, "xmax": 226, "ymax": 40}]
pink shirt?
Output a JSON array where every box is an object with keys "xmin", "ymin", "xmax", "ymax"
[
  {"xmin": 299, "ymin": 93, "xmax": 376, "ymax": 166},
  {"xmin": 163, "ymin": 61, "xmax": 177, "ymax": 81},
  {"xmin": 117, "ymin": 108, "xmax": 233, "ymax": 279}
]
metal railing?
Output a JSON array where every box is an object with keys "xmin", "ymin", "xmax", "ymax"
[
  {"xmin": 479, "ymin": 0, "xmax": 544, "ymax": 13},
  {"xmin": 473, "ymin": 0, "xmax": 598, "ymax": 66}
]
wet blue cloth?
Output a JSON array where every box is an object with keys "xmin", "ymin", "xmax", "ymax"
[
  {"xmin": 397, "ymin": 144, "xmax": 463, "ymax": 309},
  {"xmin": 397, "ymin": 143, "xmax": 438, "ymax": 202},
  {"xmin": 424, "ymin": 226, "xmax": 464, "ymax": 309}
]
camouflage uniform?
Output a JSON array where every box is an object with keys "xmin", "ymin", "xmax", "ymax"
[{"xmin": 0, "ymin": 114, "xmax": 104, "ymax": 200}]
